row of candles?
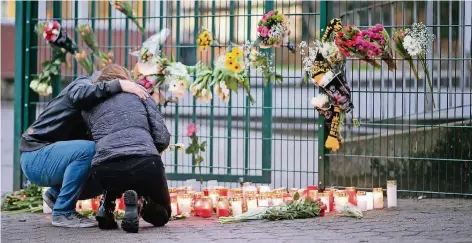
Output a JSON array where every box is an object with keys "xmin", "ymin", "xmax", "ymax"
[
  {"xmin": 169, "ymin": 180, "xmax": 398, "ymax": 218},
  {"xmin": 45, "ymin": 180, "xmax": 398, "ymax": 215}
]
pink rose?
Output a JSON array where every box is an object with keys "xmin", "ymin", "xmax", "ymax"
[
  {"xmin": 187, "ymin": 123, "xmax": 197, "ymax": 137},
  {"xmin": 375, "ymin": 24, "xmax": 384, "ymax": 32},
  {"xmin": 367, "ymin": 50, "xmax": 375, "ymax": 57},
  {"xmin": 268, "ymin": 10, "xmax": 274, "ymax": 16},
  {"xmin": 261, "ymin": 14, "xmax": 268, "ymax": 21},
  {"xmin": 257, "ymin": 26, "xmax": 263, "ymax": 33},
  {"xmin": 260, "ymin": 26, "xmax": 269, "ymax": 37}
]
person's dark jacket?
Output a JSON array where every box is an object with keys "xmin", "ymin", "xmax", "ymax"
[
  {"xmin": 82, "ymin": 93, "xmax": 170, "ymax": 166},
  {"xmin": 20, "ymin": 72, "xmax": 122, "ymax": 152}
]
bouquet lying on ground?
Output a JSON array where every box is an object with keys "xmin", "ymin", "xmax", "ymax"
[
  {"xmin": 256, "ymin": 10, "xmax": 295, "ymax": 53},
  {"xmin": 77, "ymin": 24, "xmax": 113, "ymax": 68},
  {"xmin": 110, "ymin": 0, "xmax": 145, "ymax": 33},
  {"xmin": 1, "ymin": 184, "xmax": 43, "ymax": 213},
  {"xmin": 190, "ymin": 63, "xmax": 213, "ymax": 103},
  {"xmin": 335, "ymin": 23, "xmax": 396, "ymax": 70},
  {"xmin": 244, "ymin": 41, "xmax": 283, "ymax": 85},
  {"xmin": 211, "ymin": 46, "xmax": 255, "ymax": 104},
  {"xmin": 218, "ymin": 193, "xmax": 326, "ymax": 223},
  {"xmin": 393, "ymin": 23, "xmax": 436, "ymax": 108}
]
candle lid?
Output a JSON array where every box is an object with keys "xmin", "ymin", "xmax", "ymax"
[
  {"xmin": 387, "ymin": 180, "xmax": 397, "ymax": 185},
  {"xmin": 373, "ymin": 188, "xmax": 383, "ymax": 192},
  {"xmin": 275, "ymin": 187, "xmax": 286, "ymax": 193},
  {"xmin": 231, "ymin": 188, "xmax": 242, "ymax": 193},
  {"xmin": 273, "ymin": 193, "xmax": 284, "ymax": 198},
  {"xmin": 231, "ymin": 195, "xmax": 242, "ymax": 201},
  {"xmin": 245, "ymin": 191, "xmax": 256, "ymax": 196},
  {"xmin": 180, "ymin": 193, "xmax": 191, "ymax": 199},
  {"xmin": 336, "ymin": 189, "xmax": 346, "ymax": 193},
  {"xmin": 247, "ymin": 195, "xmax": 256, "ymax": 200},
  {"xmin": 193, "ymin": 192, "xmax": 204, "ymax": 198},
  {"xmin": 357, "ymin": 191, "xmax": 366, "ymax": 196},
  {"xmin": 217, "ymin": 196, "xmax": 228, "ymax": 201},
  {"xmin": 345, "ymin": 187, "xmax": 356, "ymax": 191},
  {"xmin": 257, "ymin": 194, "xmax": 268, "ymax": 200},
  {"xmin": 335, "ymin": 191, "xmax": 347, "ymax": 197}
]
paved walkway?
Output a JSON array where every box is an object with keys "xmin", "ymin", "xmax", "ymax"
[{"xmin": 2, "ymin": 199, "xmax": 472, "ymax": 243}]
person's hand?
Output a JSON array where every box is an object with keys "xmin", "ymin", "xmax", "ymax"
[{"xmin": 119, "ymin": 80, "xmax": 148, "ymax": 100}]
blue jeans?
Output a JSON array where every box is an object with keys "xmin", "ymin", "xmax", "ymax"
[{"xmin": 20, "ymin": 140, "xmax": 95, "ymax": 216}]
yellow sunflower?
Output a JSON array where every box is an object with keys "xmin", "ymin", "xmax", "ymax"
[
  {"xmin": 225, "ymin": 53, "xmax": 235, "ymax": 61},
  {"xmin": 224, "ymin": 59, "xmax": 235, "ymax": 69},
  {"xmin": 232, "ymin": 63, "xmax": 242, "ymax": 73},
  {"xmin": 231, "ymin": 47, "xmax": 243, "ymax": 58}
]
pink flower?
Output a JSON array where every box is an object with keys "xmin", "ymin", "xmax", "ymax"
[
  {"xmin": 268, "ymin": 10, "xmax": 274, "ymax": 16},
  {"xmin": 187, "ymin": 123, "xmax": 197, "ymax": 137},
  {"xmin": 260, "ymin": 26, "xmax": 269, "ymax": 37},
  {"xmin": 361, "ymin": 30, "xmax": 369, "ymax": 36},
  {"xmin": 261, "ymin": 14, "xmax": 268, "ymax": 21},
  {"xmin": 367, "ymin": 50, "xmax": 375, "ymax": 57},
  {"xmin": 257, "ymin": 26, "xmax": 263, "ymax": 33},
  {"xmin": 375, "ymin": 24, "xmax": 384, "ymax": 32}
]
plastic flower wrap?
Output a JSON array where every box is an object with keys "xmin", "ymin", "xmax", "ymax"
[
  {"xmin": 77, "ymin": 24, "xmax": 113, "ymax": 68},
  {"xmin": 36, "ymin": 21, "xmax": 78, "ymax": 54},
  {"xmin": 396, "ymin": 23, "xmax": 436, "ymax": 108},
  {"xmin": 243, "ymin": 41, "xmax": 283, "ymax": 85},
  {"xmin": 256, "ymin": 10, "xmax": 295, "ymax": 53},
  {"xmin": 211, "ymin": 46, "xmax": 255, "ymax": 104},
  {"xmin": 110, "ymin": 0, "xmax": 145, "ymax": 33},
  {"xmin": 196, "ymin": 27, "xmax": 219, "ymax": 51},
  {"xmin": 190, "ymin": 63, "xmax": 213, "ymax": 103},
  {"xmin": 166, "ymin": 61, "xmax": 192, "ymax": 99}
]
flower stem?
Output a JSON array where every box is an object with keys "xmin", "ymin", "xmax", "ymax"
[
  {"xmin": 420, "ymin": 57, "xmax": 436, "ymax": 109},
  {"xmin": 407, "ymin": 58, "xmax": 421, "ymax": 80}
]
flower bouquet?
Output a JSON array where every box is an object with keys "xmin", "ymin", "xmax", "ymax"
[
  {"xmin": 243, "ymin": 41, "xmax": 283, "ymax": 85},
  {"xmin": 335, "ymin": 23, "xmax": 395, "ymax": 70},
  {"xmin": 37, "ymin": 21, "xmax": 78, "ymax": 54},
  {"xmin": 190, "ymin": 63, "xmax": 213, "ymax": 103},
  {"xmin": 166, "ymin": 61, "xmax": 193, "ymax": 99},
  {"xmin": 211, "ymin": 46, "xmax": 255, "ymax": 104},
  {"xmin": 110, "ymin": 0, "xmax": 145, "ymax": 33},
  {"xmin": 77, "ymin": 24, "xmax": 113, "ymax": 68},
  {"xmin": 74, "ymin": 50, "xmax": 94, "ymax": 75},
  {"xmin": 394, "ymin": 23, "xmax": 436, "ymax": 108},
  {"xmin": 255, "ymin": 10, "xmax": 295, "ymax": 53},
  {"xmin": 196, "ymin": 27, "xmax": 219, "ymax": 52}
]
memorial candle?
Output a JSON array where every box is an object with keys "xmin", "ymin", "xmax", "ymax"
[
  {"xmin": 216, "ymin": 196, "xmax": 229, "ymax": 217},
  {"xmin": 200, "ymin": 196, "xmax": 213, "ymax": 218},
  {"xmin": 177, "ymin": 194, "xmax": 192, "ymax": 215},
  {"xmin": 246, "ymin": 195, "xmax": 258, "ymax": 210},
  {"xmin": 387, "ymin": 180, "xmax": 397, "ymax": 208},
  {"xmin": 373, "ymin": 188, "xmax": 384, "ymax": 209},
  {"xmin": 366, "ymin": 192, "xmax": 374, "ymax": 210},
  {"xmin": 319, "ymin": 192, "xmax": 330, "ymax": 213},
  {"xmin": 231, "ymin": 195, "xmax": 243, "ymax": 216},
  {"xmin": 272, "ymin": 193, "xmax": 284, "ymax": 206},
  {"xmin": 334, "ymin": 191, "xmax": 348, "ymax": 210},
  {"xmin": 257, "ymin": 194, "xmax": 269, "ymax": 207},
  {"xmin": 345, "ymin": 187, "xmax": 357, "ymax": 206},
  {"xmin": 356, "ymin": 191, "xmax": 368, "ymax": 211},
  {"xmin": 193, "ymin": 193, "xmax": 203, "ymax": 216},
  {"xmin": 209, "ymin": 189, "xmax": 219, "ymax": 207},
  {"xmin": 308, "ymin": 190, "xmax": 319, "ymax": 201},
  {"xmin": 170, "ymin": 196, "xmax": 178, "ymax": 217}
]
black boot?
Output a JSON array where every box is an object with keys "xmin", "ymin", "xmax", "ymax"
[
  {"xmin": 121, "ymin": 190, "xmax": 139, "ymax": 233},
  {"xmin": 95, "ymin": 191, "xmax": 118, "ymax": 230},
  {"xmin": 141, "ymin": 196, "xmax": 170, "ymax": 227}
]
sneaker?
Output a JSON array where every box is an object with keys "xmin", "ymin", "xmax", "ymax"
[
  {"xmin": 43, "ymin": 189, "xmax": 57, "ymax": 209},
  {"xmin": 52, "ymin": 212, "xmax": 98, "ymax": 228},
  {"xmin": 121, "ymin": 190, "xmax": 139, "ymax": 233},
  {"xmin": 141, "ymin": 197, "xmax": 169, "ymax": 227},
  {"xmin": 95, "ymin": 191, "xmax": 118, "ymax": 230}
]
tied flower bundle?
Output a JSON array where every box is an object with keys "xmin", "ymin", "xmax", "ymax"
[
  {"xmin": 244, "ymin": 40, "xmax": 283, "ymax": 85},
  {"xmin": 166, "ymin": 61, "xmax": 193, "ymax": 99},
  {"xmin": 190, "ymin": 63, "xmax": 213, "ymax": 103},
  {"xmin": 74, "ymin": 50, "xmax": 94, "ymax": 75},
  {"xmin": 36, "ymin": 21, "xmax": 78, "ymax": 55},
  {"xmin": 218, "ymin": 193, "xmax": 327, "ymax": 224},
  {"xmin": 196, "ymin": 28, "xmax": 218, "ymax": 51},
  {"xmin": 77, "ymin": 24, "xmax": 113, "ymax": 69},
  {"xmin": 212, "ymin": 47, "xmax": 255, "ymax": 104},
  {"xmin": 110, "ymin": 0, "xmax": 145, "ymax": 33},
  {"xmin": 395, "ymin": 23, "xmax": 436, "ymax": 108},
  {"xmin": 256, "ymin": 10, "xmax": 295, "ymax": 53},
  {"xmin": 335, "ymin": 24, "xmax": 395, "ymax": 70}
]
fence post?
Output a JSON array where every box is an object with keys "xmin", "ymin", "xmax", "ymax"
[
  {"xmin": 52, "ymin": 0, "xmax": 62, "ymax": 96},
  {"xmin": 13, "ymin": 1, "xmax": 27, "ymax": 191},
  {"xmin": 317, "ymin": 0, "xmax": 332, "ymax": 190},
  {"xmin": 261, "ymin": 0, "xmax": 274, "ymax": 183}
]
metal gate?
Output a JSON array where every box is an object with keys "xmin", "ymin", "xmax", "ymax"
[{"xmin": 14, "ymin": 1, "xmax": 471, "ymax": 196}]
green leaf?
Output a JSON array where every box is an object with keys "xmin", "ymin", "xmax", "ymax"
[
  {"xmin": 293, "ymin": 192, "xmax": 300, "ymax": 201},
  {"xmin": 200, "ymin": 141, "xmax": 207, "ymax": 152},
  {"xmin": 225, "ymin": 79, "xmax": 239, "ymax": 93}
]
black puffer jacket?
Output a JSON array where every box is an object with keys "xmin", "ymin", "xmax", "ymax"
[{"xmin": 20, "ymin": 72, "xmax": 122, "ymax": 152}]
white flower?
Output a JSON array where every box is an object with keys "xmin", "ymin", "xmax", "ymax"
[
  {"xmin": 201, "ymin": 88, "xmax": 208, "ymax": 97},
  {"xmin": 311, "ymin": 94, "xmax": 329, "ymax": 109},
  {"xmin": 37, "ymin": 83, "xmax": 48, "ymax": 94},
  {"xmin": 214, "ymin": 84, "xmax": 221, "ymax": 96},
  {"xmin": 222, "ymin": 95, "xmax": 230, "ymax": 104},
  {"xmin": 136, "ymin": 62, "xmax": 158, "ymax": 76},
  {"xmin": 403, "ymin": 36, "xmax": 422, "ymax": 56},
  {"xmin": 168, "ymin": 80, "xmax": 186, "ymax": 98},
  {"xmin": 52, "ymin": 29, "xmax": 59, "ymax": 36},
  {"xmin": 29, "ymin": 80, "xmax": 39, "ymax": 91},
  {"xmin": 46, "ymin": 86, "xmax": 53, "ymax": 95}
]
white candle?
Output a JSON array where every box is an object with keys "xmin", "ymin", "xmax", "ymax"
[
  {"xmin": 259, "ymin": 186, "xmax": 271, "ymax": 194},
  {"xmin": 81, "ymin": 200, "xmax": 92, "ymax": 211},
  {"xmin": 247, "ymin": 198, "xmax": 258, "ymax": 210},
  {"xmin": 209, "ymin": 191, "xmax": 218, "ymax": 206},
  {"xmin": 177, "ymin": 195, "xmax": 192, "ymax": 215},
  {"xmin": 334, "ymin": 192, "xmax": 348, "ymax": 211},
  {"xmin": 387, "ymin": 180, "xmax": 397, "ymax": 208},
  {"xmin": 356, "ymin": 191, "xmax": 368, "ymax": 211},
  {"xmin": 366, "ymin": 192, "xmax": 374, "ymax": 210},
  {"xmin": 319, "ymin": 193, "xmax": 330, "ymax": 213},
  {"xmin": 171, "ymin": 202, "xmax": 178, "ymax": 217},
  {"xmin": 43, "ymin": 200, "xmax": 52, "ymax": 214},
  {"xmin": 231, "ymin": 201, "xmax": 242, "ymax": 216},
  {"xmin": 373, "ymin": 188, "xmax": 384, "ymax": 209},
  {"xmin": 257, "ymin": 195, "xmax": 269, "ymax": 207}
]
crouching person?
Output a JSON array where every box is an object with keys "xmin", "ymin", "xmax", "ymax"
[{"xmin": 82, "ymin": 64, "xmax": 171, "ymax": 233}]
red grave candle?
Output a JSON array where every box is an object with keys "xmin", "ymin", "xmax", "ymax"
[
  {"xmin": 216, "ymin": 196, "xmax": 230, "ymax": 217},
  {"xmin": 200, "ymin": 197, "xmax": 213, "ymax": 218},
  {"xmin": 346, "ymin": 187, "xmax": 357, "ymax": 206}
]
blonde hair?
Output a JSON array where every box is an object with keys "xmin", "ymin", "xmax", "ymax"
[{"xmin": 94, "ymin": 64, "xmax": 132, "ymax": 84}]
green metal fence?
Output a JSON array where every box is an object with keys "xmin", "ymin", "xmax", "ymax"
[{"xmin": 14, "ymin": 1, "xmax": 471, "ymax": 196}]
